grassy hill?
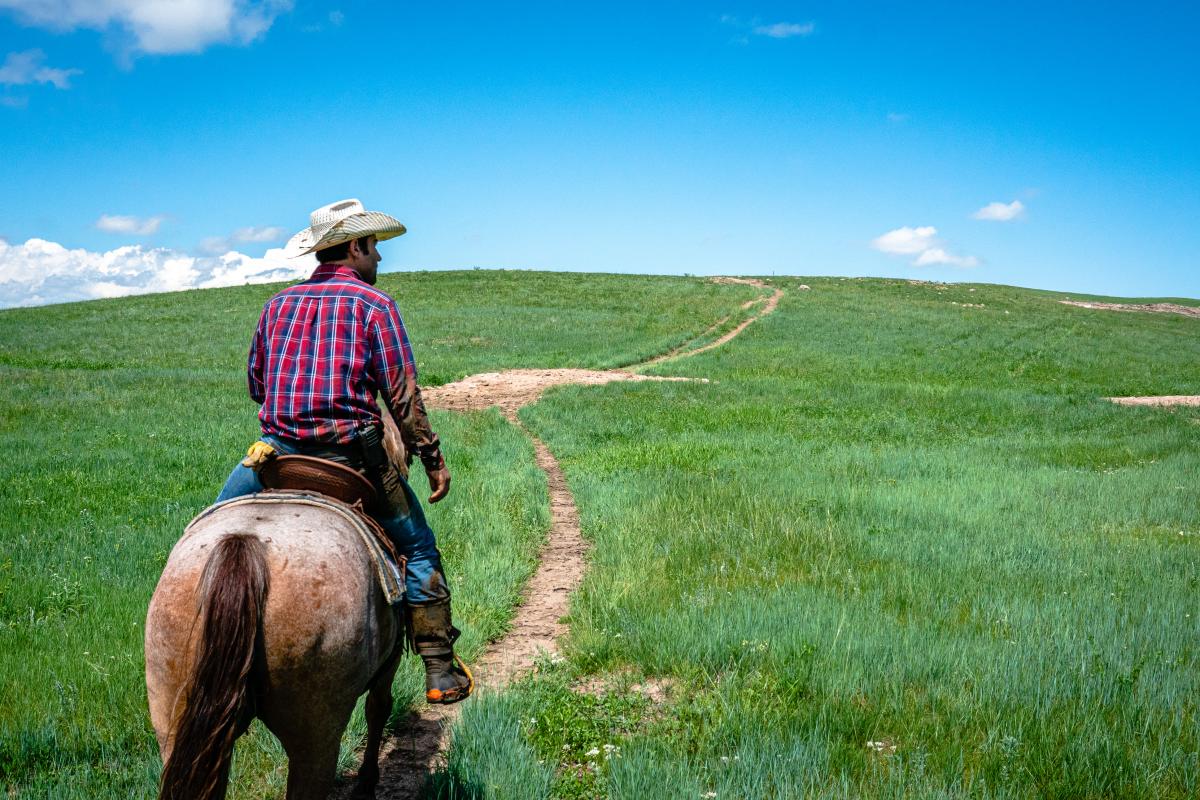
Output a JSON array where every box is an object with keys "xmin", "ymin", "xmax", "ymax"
[{"xmin": 2, "ymin": 272, "xmax": 1197, "ymax": 798}]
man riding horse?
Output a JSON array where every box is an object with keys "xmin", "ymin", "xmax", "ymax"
[{"xmin": 215, "ymin": 198, "xmax": 473, "ymax": 705}]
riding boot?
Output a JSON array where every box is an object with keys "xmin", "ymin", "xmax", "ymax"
[{"xmin": 409, "ymin": 600, "xmax": 474, "ymax": 704}]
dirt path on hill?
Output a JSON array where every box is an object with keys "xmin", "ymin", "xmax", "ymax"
[
  {"xmin": 341, "ymin": 277, "xmax": 782, "ymax": 799},
  {"xmin": 421, "ymin": 369, "xmax": 701, "ymax": 416},
  {"xmin": 420, "ymin": 278, "xmax": 783, "ymax": 416},
  {"xmin": 641, "ymin": 278, "xmax": 783, "ymax": 366},
  {"xmin": 1060, "ymin": 299, "xmax": 1200, "ymax": 319},
  {"xmin": 1108, "ymin": 396, "xmax": 1200, "ymax": 407}
]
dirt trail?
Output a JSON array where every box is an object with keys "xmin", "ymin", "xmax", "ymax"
[
  {"xmin": 345, "ymin": 277, "xmax": 783, "ymax": 798},
  {"xmin": 473, "ymin": 424, "xmax": 587, "ymax": 680},
  {"xmin": 1060, "ymin": 299, "xmax": 1200, "ymax": 319},
  {"xmin": 422, "ymin": 369, "xmax": 700, "ymax": 417},
  {"xmin": 641, "ymin": 278, "xmax": 783, "ymax": 366},
  {"xmin": 420, "ymin": 278, "xmax": 783, "ymax": 417},
  {"xmin": 1108, "ymin": 396, "xmax": 1200, "ymax": 407}
]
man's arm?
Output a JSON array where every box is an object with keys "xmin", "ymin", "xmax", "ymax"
[
  {"xmin": 369, "ymin": 301, "xmax": 451, "ymax": 503},
  {"xmin": 248, "ymin": 307, "xmax": 268, "ymax": 404}
]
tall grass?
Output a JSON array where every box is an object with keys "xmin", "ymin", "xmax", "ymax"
[
  {"xmin": 0, "ymin": 270, "xmax": 757, "ymax": 797},
  {"xmin": 483, "ymin": 277, "xmax": 1199, "ymax": 798}
]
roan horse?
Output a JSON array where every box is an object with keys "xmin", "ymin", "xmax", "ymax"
[{"xmin": 145, "ymin": 426, "xmax": 414, "ymax": 800}]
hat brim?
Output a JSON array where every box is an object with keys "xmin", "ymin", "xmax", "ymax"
[{"xmin": 284, "ymin": 211, "xmax": 407, "ymax": 258}]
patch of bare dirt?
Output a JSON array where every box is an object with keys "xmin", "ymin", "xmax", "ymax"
[
  {"xmin": 347, "ymin": 278, "xmax": 783, "ymax": 798},
  {"xmin": 422, "ymin": 369, "xmax": 700, "ymax": 418},
  {"xmin": 352, "ymin": 707, "xmax": 455, "ymax": 800},
  {"xmin": 1108, "ymin": 396, "xmax": 1200, "ymax": 407},
  {"xmin": 572, "ymin": 673, "xmax": 676, "ymax": 706},
  {"xmin": 1060, "ymin": 300, "xmax": 1200, "ymax": 319}
]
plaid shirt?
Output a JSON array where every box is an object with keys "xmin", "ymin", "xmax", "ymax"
[{"xmin": 248, "ymin": 264, "xmax": 441, "ymax": 466}]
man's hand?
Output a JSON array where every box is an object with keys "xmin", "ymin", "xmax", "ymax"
[{"xmin": 426, "ymin": 466, "xmax": 451, "ymax": 503}]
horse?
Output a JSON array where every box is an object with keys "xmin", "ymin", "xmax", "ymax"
[{"xmin": 144, "ymin": 492, "xmax": 406, "ymax": 800}]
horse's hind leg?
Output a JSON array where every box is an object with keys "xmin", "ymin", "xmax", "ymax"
[
  {"xmin": 351, "ymin": 656, "xmax": 402, "ymax": 799},
  {"xmin": 278, "ymin": 724, "xmax": 344, "ymax": 800},
  {"xmin": 265, "ymin": 698, "xmax": 354, "ymax": 800}
]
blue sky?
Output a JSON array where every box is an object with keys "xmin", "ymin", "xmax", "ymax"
[{"xmin": 1, "ymin": 1, "xmax": 1197, "ymax": 307}]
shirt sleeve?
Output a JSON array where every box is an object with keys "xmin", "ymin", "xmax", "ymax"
[
  {"xmin": 369, "ymin": 301, "xmax": 444, "ymax": 471},
  {"xmin": 247, "ymin": 306, "xmax": 267, "ymax": 404}
]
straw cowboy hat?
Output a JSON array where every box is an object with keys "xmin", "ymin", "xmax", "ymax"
[{"xmin": 284, "ymin": 198, "xmax": 407, "ymax": 258}]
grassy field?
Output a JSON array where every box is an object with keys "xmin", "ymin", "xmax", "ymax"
[
  {"xmin": 0, "ymin": 270, "xmax": 759, "ymax": 797},
  {"xmin": 1, "ymin": 272, "xmax": 1196, "ymax": 798},
  {"xmin": 441, "ymin": 278, "xmax": 1200, "ymax": 799}
]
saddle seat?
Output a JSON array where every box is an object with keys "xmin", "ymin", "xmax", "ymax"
[{"xmin": 258, "ymin": 454, "xmax": 378, "ymax": 508}]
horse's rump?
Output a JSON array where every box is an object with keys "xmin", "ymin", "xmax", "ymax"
[{"xmin": 145, "ymin": 497, "xmax": 402, "ymax": 765}]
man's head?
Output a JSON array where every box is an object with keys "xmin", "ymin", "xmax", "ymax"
[{"xmin": 316, "ymin": 234, "xmax": 381, "ymax": 285}]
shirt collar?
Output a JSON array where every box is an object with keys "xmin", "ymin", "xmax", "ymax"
[{"xmin": 309, "ymin": 263, "xmax": 362, "ymax": 283}]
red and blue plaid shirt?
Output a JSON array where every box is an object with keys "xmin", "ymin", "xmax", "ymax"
[{"xmin": 248, "ymin": 263, "xmax": 417, "ymax": 444}]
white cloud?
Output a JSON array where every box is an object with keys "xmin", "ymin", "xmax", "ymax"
[
  {"xmin": 872, "ymin": 225, "xmax": 979, "ymax": 268},
  {"xmin": 913, "ymin": 248, "xmax": 979, "ymax": 268},
  {"xmin": 972, "ymin": 199, "xmax": 1025, "ymax": 221},
  {"xmin": 200, "ymin": 225, "xmax": 286, "ymax": 254},
  {"xmin": 233, "ymin": 225, "xmax": 285, "ymax": 242},
  {"xmin": 329, "ymin": 9, "xmax": 343, "ymax": 26},
  {"xmin": 0, "ymin": 0, "xmax": 292, "ymax": 55},
  {"xmin": 886, "ymin": 112, "xmax": 908, "ymax": 123},
  {"xmin": 872, "ymin": 225, "xmax": 938, "ymax": 255},
  {"xmin": 720, "ymin": 15, "xmax": 813, "ymax": 42},
  {"xmin": 199, "ymin": 236, "xmax": 232, "ymax": 255},
  {"xmin": 753, "ymin": 21, "xmax": 814, "ymax": 38},
  {"xmin": 96, "ymin": 214, "xmax": 164, "ymax": 235},
  {"xmin": 0, "ymin": 49, "xmax": 81, "ymax": 88},
  {"xmin": 0, "ymin": 238, "xmax": 316, "ymax": 308}
]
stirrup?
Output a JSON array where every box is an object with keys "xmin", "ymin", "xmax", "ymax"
[{"xmin": 425, "ymin": 654, "xmax": 475, "ymax": 704}]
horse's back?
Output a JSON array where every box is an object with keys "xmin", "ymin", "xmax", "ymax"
[{"xmin": 146, "ymin": 498, "xmax": 398, "ymax": 750}]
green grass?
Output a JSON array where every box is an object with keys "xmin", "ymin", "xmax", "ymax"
[
  {"xmin": 428, "ymin": 661, "xmax": 654, "ymax": 800},
  {"xmin": 3, "ymin": 272, "xmax": 1197, "ymax": 798},
  {"xmin": 0, "ymin": 270, "xmax": 758, "ymax": 797},
  {"xmin": 454, "ymin": 276, "xmax": 1197, "ymax": 799}
]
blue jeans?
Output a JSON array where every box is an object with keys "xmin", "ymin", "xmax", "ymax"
[{"xmin": 216, "ymin": 437, "xmax": 450, "ymax": 604}]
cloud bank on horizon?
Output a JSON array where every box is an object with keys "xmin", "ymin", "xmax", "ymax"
[{"xmin": 0, "ymin": 237, "xmax": 315, "ymax": 308}]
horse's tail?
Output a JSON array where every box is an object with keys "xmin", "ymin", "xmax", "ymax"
[{"xmin": 159, "ymin": 533, "xmax": 269, "ymax": 800}]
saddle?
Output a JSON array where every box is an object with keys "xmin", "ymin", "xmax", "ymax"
[
  {"xmin": 255, "ymin": 455, "xmax": 406, "ymax": 605},
  {"xmin": 259, "ymin": 454, "xmax": 378, "ymax": 508}
]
